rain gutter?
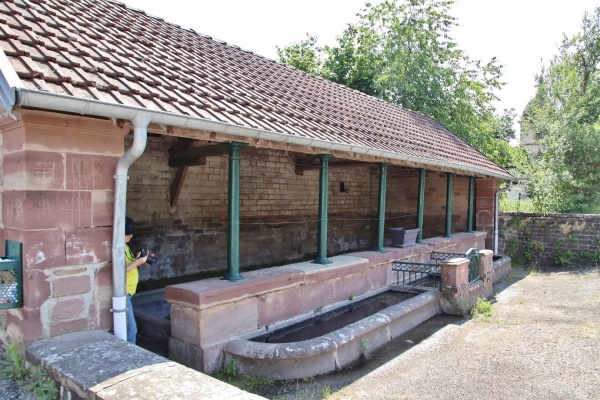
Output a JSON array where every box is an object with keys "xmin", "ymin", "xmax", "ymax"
[{"xmin": 111, "ymin": 114, "xmax": 150, "ymax": 340}]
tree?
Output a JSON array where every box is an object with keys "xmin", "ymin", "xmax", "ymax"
[
  {"xmin": 522, "ymin": 7, "xmax": 600, "ymax": 213},
  {"xmin": 278, "ymin": 0, "xmax": 516, "ymax": 168}
]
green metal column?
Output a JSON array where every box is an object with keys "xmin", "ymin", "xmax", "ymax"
[
  {"xmin": 315, "ymin": 154, "xmax": 332, "ymax": 264},
  {"xmin": 444, "ymin": 173, "xmax": 454, "ymax": 238},
  {"xmin": 467, "ymin": 176, "xmax": 475, "ymax": 233},
  {"xmin": 224, "ymin": 142, "xmax": 247, "ymax": 281},
  {"xmin": 375, "ymin": 163, "xmax": 388, "ymax": 253},
  {"xmin": 416, "ymin": 169, "xmax": 426, "ymax": 244}
]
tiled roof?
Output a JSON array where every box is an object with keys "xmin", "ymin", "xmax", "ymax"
[{"xmin": 0, "ymin": 0, "xmax": 512, "ymax": 179}]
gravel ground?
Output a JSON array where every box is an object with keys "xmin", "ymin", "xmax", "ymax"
[
  {"xmin": 0, "ymin": 349, "xmax": 38, "ymax": 400},
  {"xmin": 330, "ymin": 266, "xmax": 600, "ymax": 400}
]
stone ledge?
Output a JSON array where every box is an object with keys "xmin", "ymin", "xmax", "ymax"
[{"xmin": 26, "ymin": 330, "xmax": 265, "ymax": 400}]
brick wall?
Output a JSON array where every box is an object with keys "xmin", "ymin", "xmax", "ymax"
[
  {"xmin": 126, "ymin": 135, "xmax": 473, "ymax": 282},
  {"xmin": 498, "ymin": 212, "xmax": 600, "ymax": 267}
]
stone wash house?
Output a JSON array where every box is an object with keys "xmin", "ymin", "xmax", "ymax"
[{"xmin": 0, "ymin": 0, "xmax": 513, "ymax": 351}]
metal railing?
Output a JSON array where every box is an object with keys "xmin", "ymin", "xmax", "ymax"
[
  {"xmin": 391, "ymin": 249, "xmax": 481, "ymax": 290},
  {"xmin": 391, "ymin": 261, "xmax": 441, "ymax": 290}
]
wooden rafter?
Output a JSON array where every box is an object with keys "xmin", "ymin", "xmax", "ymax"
[
  {"xmin": 169, "ymin": 138, "xmax": 197, "ymax": 208},
  {"xmin": 294, "ymin": 155, "xmax": 367, "ymax": 175}
]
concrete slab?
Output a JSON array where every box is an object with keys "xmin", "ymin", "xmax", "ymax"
[{"xmin": 26, "ymin": 330, "xmax": 265, "ymax": 400}]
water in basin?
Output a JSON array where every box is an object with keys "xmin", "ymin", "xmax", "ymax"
[{"xmin": 252, "ymin": 290, "xmax": 415, "ymax": 343}]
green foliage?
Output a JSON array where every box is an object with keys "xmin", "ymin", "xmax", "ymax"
[
  {"xmin": 1, "ymin": 344, "xmax": 28, "ymax": 381},
  {"xmin": 471, "ymin": 297, "xmax": 493, "ymax": 318},
  {"xmin": 1, "ymin": 344, "xmax": 58, "ymax": 400},
  {"xmin": 360, "ymin": 338, "xmax": 369, "ymax": 354},
  {"xmin": 214, "ymin": 360, "xmax": 273, "ymax": 395},
  {"xmin": 322, "ymin": 385, "xmax": 332, "ymax": 398},
  {"xmin": 503, "ymin": 215, "xmax": 547, "ymax": 267},
  {"xmin": 24, "ymin": 365, "xmax": 58, "ymax": 400},
  {"xmin": 442, "ymin": 290, "xmax": 468, "ymax": 316},
  {"xmin": 219, "ymin": 359, "xmax": 237, "ymax": 381},
  {"xmin": 276, "ymin": 34, "xmax": 324, "ymax": 75},
  {"xmin": 553, "ymin": 242, "xmax": 574, "ymax": 268},
  {"xmin": 522, "ymin": 7, "xmax": 600, "ymax": 212},
  {"xmin": 499, "ymin": 196, "xmax": 536, "ymax": 212},
  {"xmin": 277, "ymin": 0, "xmax": 517, "ymax": 169}
]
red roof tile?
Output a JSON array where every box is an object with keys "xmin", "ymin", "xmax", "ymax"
[{"xmin": 0, "ymin": 0, "xmax": 512, "ymax": 179}]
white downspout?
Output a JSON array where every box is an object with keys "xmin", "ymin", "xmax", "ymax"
[
  {"xmin": 112, "ymin": 113, "xmax": 151, "ymax": 341},
  {"xmin": 494, "ymin": 181, "xmax": 514, "ymax": 254}
]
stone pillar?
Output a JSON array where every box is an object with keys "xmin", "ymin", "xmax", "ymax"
[
  {"xmin": 478, "ymin": 249, "xmax": 494, "ymax": 298},
  {"xmin": 1, "ymin": 110, "xmax": 126, "ymax": 345},
  {"xmin": 440, "ymin": 257, "xmax": 469, "ymax": 315}
]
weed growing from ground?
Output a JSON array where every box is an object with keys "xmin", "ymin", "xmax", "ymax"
[
  {"xmin": 25, "ymin": 365, "xmax": 58, "ymax": 400},
  {"xmin": 1, "ymin": 344, "xmax": 58, "ymax": 400},
  {"xmin": 471, "ymin": 297, "xmax": 493, "ymax": 319},
  {"xmin": 1, "ymin": 344, "xmax": 28, "ymax": 381},
  {"xmin": 214, "ymin": 359, "xmax": 274, "ymax": 395}
]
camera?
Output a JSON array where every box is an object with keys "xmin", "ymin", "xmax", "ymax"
[{"xmin": 138, "ymin": 249, "xmax": 157, "ymax": 266}]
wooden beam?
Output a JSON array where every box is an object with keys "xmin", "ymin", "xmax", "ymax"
[
  {"xmin": 295, "ymin": 156, "xmax": 368, "ymax": 175},
  {"xmin": 294, "ymin": 154, "xmax": 319, "ymax": 175},
  {"xmin": 170, "ymin": 165, "xmax": 189, "ymax": 209},
  {"xmin": 169, "ymin": 143, "xmax": 229, "ymax": 163},
  {"xmin": 169, "ymin": 138, "xmax": 195, "ymax": 208}
]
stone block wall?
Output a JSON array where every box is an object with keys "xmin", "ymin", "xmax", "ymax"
[
  {"xmin": 0, "ymin": 110, "xmax": 126, "ymax": 345},
  {"xmin": 498, "ymin": 212, "xmax": 600, "ymax": 267}
]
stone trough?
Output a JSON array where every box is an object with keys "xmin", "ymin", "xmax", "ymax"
[
  {"xmin": 224, "ymin": 289, "xmax": 440, "ymax": 380},
  {"xmin": 130, "ymin": 232, "xmax": 511, "ymax": 378}
]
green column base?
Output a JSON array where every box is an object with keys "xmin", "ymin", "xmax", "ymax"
[
  {"xmin": 223, "ymin": 273, "xmax": 245, "ymax": 282},
  {"xmin": 313, "ymin": 257, "xmax": 332, "ymax": 265},
  {"xmin": 374, "ymin": 247, "xmax": 387, "ymax": 253}
]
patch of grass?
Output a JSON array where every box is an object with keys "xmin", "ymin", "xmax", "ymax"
[
  {"xmin": 213, "ymin": 360, "xmax": 274, "ymax": 395},
  {"xmin": 471, "ymin": 297, "xmax": 493, "ymax": 318},
  {"xmin": 322, "ymin": 385, "xmax": 331, "ymax": 398},
  {"xmin": 442, "ymin": 290, "xmax": 469, "ymax": 316},
  {"xmin": 360, "ymin": 338, "xmax": 368, "ymax": 355},
  {"xmin": 1, "ymin": 344, "xmax": 58, "ymax": 400},
  {"xmin": 24, "ymin": 365, "xmax": 58, "ymax": 400},
  {"xmin": 1, "ymin": 344, "xmax": 28, "ymax": 381}
]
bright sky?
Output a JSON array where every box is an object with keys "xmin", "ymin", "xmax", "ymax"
[{"xmin": 120, "ymin": 0, "xmax": 598, "ymax": 135}]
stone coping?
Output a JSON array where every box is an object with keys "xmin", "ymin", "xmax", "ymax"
[{"xmin": 25, "ymin": 330, "xmax": 265, "ymax": 400}]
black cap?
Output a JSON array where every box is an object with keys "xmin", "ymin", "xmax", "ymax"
[{"xmin": 125, "ymin": 217, "xmax": 137, "ymax": 235}]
